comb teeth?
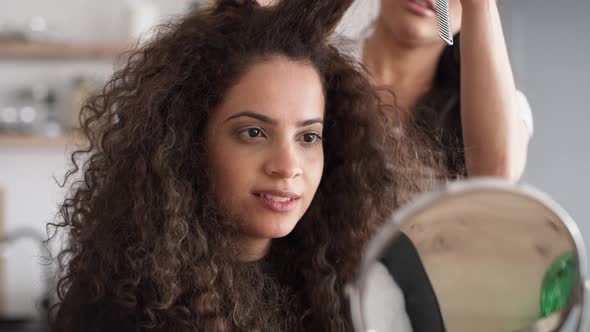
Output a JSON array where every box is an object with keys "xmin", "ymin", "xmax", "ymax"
[{"xmin": 435, "ymin": 0, "xmax": 454, "ymax": 45}]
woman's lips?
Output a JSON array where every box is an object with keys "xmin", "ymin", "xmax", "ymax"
[
  {"xmin": 253, "ymin": 191, "xmax": 301, "ymax": 213},
  {"xmin": 405, "ymin": 0, "xmax": 436, "ymax": 17}
]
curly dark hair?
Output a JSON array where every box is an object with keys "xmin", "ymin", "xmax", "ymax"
[{"xmin": 48, "ymin": 1, "xmax": 444, "ymax": 331}]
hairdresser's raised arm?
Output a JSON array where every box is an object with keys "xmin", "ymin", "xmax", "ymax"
[{"xmin": 459, "ymin": 0, "xmax": 530, "ymax": 180}]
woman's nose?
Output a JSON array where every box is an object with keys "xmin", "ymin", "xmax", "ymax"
[{"xmin": 263, "ymin": 142, "xmax": 303, "ymax": 179}]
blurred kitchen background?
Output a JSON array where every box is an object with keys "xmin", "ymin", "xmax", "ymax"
[
  {"xmin": 0, "ymin": 0, "xmax": 205, "ymax": 325},
  {"xmin": 0, "ymin": 0, "xmax": 588, "ymax": 328}
]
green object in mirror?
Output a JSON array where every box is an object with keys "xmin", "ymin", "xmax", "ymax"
[{"xmin": 540, "ymin": 251, "xmax": 576, "ymax": 318}]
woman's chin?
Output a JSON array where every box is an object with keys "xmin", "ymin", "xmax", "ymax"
[
  {"xmin": 249, "ymin": 218, "xmax": 300, "ymax": 240},
  {"xmin": 268, "ymin": 223, "xmax": 299, "ymax": 240},
  {"xmin": 388, "ymin": 19, "xmax": 440, "ymax": 44}
]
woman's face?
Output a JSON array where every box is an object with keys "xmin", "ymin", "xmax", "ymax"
[
  {"xmin": 379, "ymin": 0, "xmax": 462, "ymax": 45},
  {"xmin": 205, "ymin": 56, "xmax": 325, "ymax": 260}
]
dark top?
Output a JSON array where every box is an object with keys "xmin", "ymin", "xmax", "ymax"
[
  {"xmin": 51, "ymin": 283, "xmax": 138, "ymax": 332},
  {"xmin": 379, "ymin": 232, "xmax": 446, "ymax": 332}
]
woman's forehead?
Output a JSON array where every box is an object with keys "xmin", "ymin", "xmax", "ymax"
[{"xmin": 213, "ymin": 57, "xmax": 326, "ymax": 124}]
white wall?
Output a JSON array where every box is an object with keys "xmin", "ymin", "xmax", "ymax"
[
  {"xmin": 0, "ymin": 147, "xmax": 69, "ymax": 317},
  {"xmin": 501, "ymin": 0, "xmax": 590, "ymax": 233}
]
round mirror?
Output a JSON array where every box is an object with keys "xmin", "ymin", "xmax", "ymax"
[{"xmin": 349, "ymin": 179, "xmax": 589, "ymax": 332}]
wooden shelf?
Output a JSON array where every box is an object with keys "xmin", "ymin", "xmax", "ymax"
[
  {"xmin": 0, "ymin": 41, "xmax": 129, "ymax": 60},
  {"xmin": 0, "ymin": 132, "xmax": 82, "ymax": 147}
]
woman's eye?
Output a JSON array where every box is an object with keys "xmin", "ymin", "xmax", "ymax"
[
  {"xmin": 302, "ymin": 133, "xmax": 322, "ymax": 143},
  {"xmin": 238, "ymin": 127, "xmax": 265, "ymax": 140}
]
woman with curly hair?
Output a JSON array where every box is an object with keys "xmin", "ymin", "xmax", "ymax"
[{"xmin": 49, "ymin": 0, "xmax": 440, "ymax": 331}]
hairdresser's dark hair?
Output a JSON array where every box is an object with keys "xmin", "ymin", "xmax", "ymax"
[
  {"xmin": 413, "ymin": 33, "xmax": 466, "ymax": 177},
  {"xmin": 49, "ymin": 1, "xmax": 442, "ymax": 331}
]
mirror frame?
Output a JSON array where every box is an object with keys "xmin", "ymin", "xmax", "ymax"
[{"xmin": 348, "ymin": 178, "xmax": 589, "ymax": 332}]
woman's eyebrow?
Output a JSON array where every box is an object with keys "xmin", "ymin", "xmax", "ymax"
[
  {"xmin": 298, "ymin": 118, "xmax": 324, "ymax": 127},
  {"xmin": 225, "ymin": 112, "xmax": 323, "ymax": 127},
  {"xmin": 225, "ymin": 111, "xmax": 276, "ymax": 124}
]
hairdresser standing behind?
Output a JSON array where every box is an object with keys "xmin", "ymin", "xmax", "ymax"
[{"xmin": 355, "ymin": 0, "xmax": 533, "ymax": 179}]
